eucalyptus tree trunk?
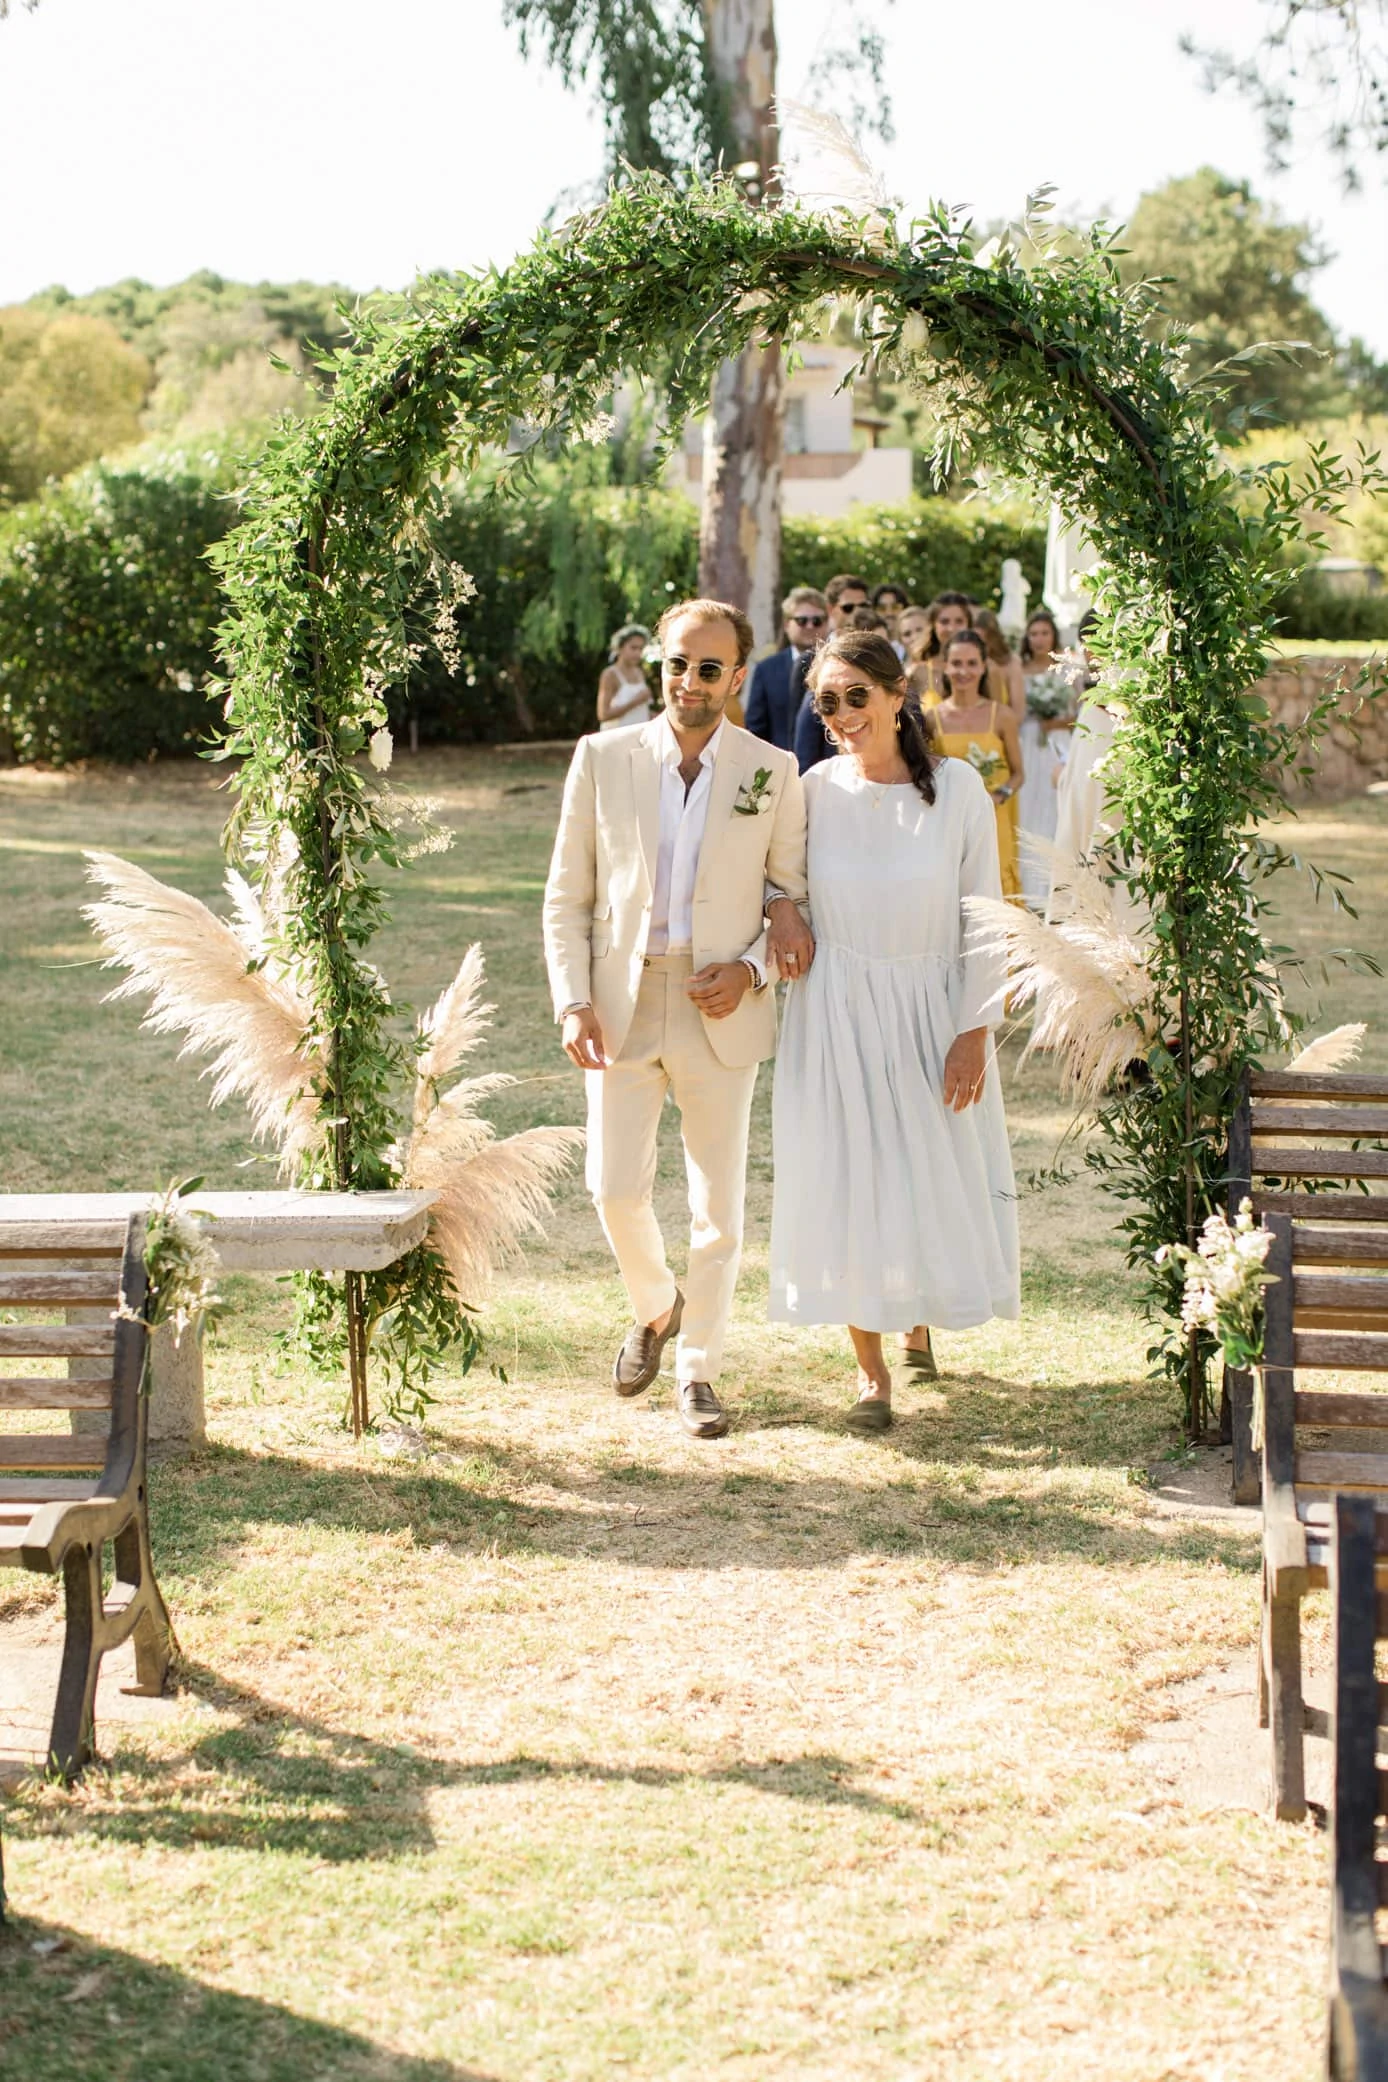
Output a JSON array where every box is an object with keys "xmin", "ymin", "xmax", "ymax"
[{"xmin": 698, "ymin": 0, "xmax": 783, "ymax": 650}]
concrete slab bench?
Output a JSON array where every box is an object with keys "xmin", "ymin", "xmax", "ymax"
[{"xmin": 0, "ymin": 1192, "xmax": 435, "ymax": 1451}]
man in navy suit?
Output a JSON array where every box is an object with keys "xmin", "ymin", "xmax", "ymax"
[
  {"xmin": 792, "ymin": 572, "xmax": 871, "ymax": 773},
  {"xmin": 742, "ymin": 586, "xmax": 827, "ymax": 752}
]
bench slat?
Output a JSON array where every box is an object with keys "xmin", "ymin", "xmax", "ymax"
[
  {"xmin": 0, "ymin": 1436, "xmax": 106, "ymax": 1471},
  {"xmin": 1253, "ymin": 1149, "xmax": 1388, "ymax": 1181},
  {"xmin": 0, "ymin": 1374, "xmax": 112, "ymax": 1410},
  {"xmin": 1252, "ymin": 1072, "xmax": 1388, "ymax": 1100},
  {"xmin": 0, "ymin": 1476, "xmax": 98, "ymax": 1501},
  {"xmin": 0, "ymin": 1271, "xmax": 120, "ymax": 1306},
  {"xmin": 1256, "ymin": 1193, "xmax": 1388, "ymax": 1223},
  {"xmin": 1252, "ymin": 1104, "xmax": 1388, "ymax": 1139},
  {"xmin": 1296, "ymin": 1273, "xmax": 1388, "ymax": 1312},
  {"xmin": 0, "ymin": 1222, "xmax": 125, "ymax": 1256},
  {"xmin": 1294, "ymin": 1229, "xmax": 1388, "ymax": 1266},
  {"xmin": 1296, "ymin": 1391, "xmax": 1388, "ymax": 1429},
  {"xmin": 1295, "ymin": 1331, "xmax": 1388, "ymax": 1371},
  {"xmin": 1298, "ymin": 1450, "xmax": 1388, "ymax": 1489},
  {"xmin": 0, "ymin": 1324, "xmax": 114, "ymax": 1360}
]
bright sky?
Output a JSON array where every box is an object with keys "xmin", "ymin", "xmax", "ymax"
[{"xmin": 2, "ymin": 0, "xmax": 1387, "ymax": 351}]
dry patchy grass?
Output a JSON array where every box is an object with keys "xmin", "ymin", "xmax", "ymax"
[{"xmin": 1, "ymin": 754, "xmax": 1384, "ymax": 2080}]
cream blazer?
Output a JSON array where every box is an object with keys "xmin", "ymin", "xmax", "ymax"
[{"xmin": 542, "ymin": 717, "xmax": 808, "ymax": 1070}]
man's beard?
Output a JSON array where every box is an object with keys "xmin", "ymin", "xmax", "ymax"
[{"xmin": 664, "ymin": 687, "xmax": 721, "ymax": 731}]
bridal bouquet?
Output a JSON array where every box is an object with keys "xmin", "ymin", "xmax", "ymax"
[{"xmin": 1025, "ymin": 670, "xmax": 1075, "ymax": 722}]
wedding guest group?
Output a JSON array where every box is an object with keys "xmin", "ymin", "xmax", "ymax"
[{"xmin": 738, "ymin": 571, "xmax": 1082, "ymax": 910}]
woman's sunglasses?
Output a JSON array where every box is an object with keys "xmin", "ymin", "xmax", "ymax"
[
  {"xmin": 812, "ymin": 685, "xmax": 874, "ymax": 719},
  {"xmin": 662, "ymin": 656, "xmax": 731, "ymax": 685}
]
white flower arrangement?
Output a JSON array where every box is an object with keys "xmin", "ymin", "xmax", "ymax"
[
  {"xmin": 116, "ymin": 1177, "xmax": 224, "ymax": 1355},
  {"xmin": 1156, "ymin": 1198, "xmax": 1276, "ymax": 1443},
  {"xmin": 966, "ymin": 742, "xmax": 1005, "ymax": 790}
]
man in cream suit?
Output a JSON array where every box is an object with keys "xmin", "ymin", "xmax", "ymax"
[{"xmin": 543, "ymin": 597, "xmax": 814, "ymax": 1439}]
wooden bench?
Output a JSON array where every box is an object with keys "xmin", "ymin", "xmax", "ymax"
[
  {"xmin": 1259, "ymin": 1189, "xmax": 1388, "ymax": 1819},
  {"xmin": 1228, "ymin": 1067, "xmax": 1388, "ymax": 1502},
  {"xmin": 0, "ymin": 1192, "xmax": 434, "ymax": 1451},
  {"xmin": 0, "ymin": 1214, "xmax": 172, "ymax": 1778},
  {"xmin": 1328, "ymin": 1492, "xmax": 1388, "ymax": 2080}
]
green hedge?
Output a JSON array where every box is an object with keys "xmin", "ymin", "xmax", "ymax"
[
  {"xmin": 1269, "ymin": 578, "xmax": 1388, "ymax": 643},
  {"xmin": 405, "ymin": 484, "xmax": 1048, "ymax": 742},
  {"xmin": 0, "ymin": 443, "xmax": 238, "ymax": 764},
  {"xmin": 0, "ymin": 450, "xmax": 1045, "ymax": 760}
]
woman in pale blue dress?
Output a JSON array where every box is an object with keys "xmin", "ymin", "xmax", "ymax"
[{"xmin": 769, "ymin": 629, "xmax": 1020, "ymax": 1432}]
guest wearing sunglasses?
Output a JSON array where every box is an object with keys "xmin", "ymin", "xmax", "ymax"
[
  {"xmin": 544, "ymin": 597, "xmax": 814, "ymax": 1442},
  {"xmin": 743, "ymin": 586, "xmax": 828, "ymax": 752},
  {"xmin": 769, "ymin": 628, "xmax": 1020, "ymax": 1432}
]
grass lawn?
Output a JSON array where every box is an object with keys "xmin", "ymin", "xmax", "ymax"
[{"xmin": 0, "ymin": 751, "xmax": 1384, "ymax": 2081}]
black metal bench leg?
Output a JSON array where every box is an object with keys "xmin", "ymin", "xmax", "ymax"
[
  {"xmin": 114, "ymin": 1507, "xmax": 172, "ymax": 1697},
  {"xmin": 1267, "ymin": 1585, "xmax": 1307, "ymax": 1821},
  {"xmin": 49, "ymin": 1540, "xmax": 103, "ymax": 1780}
]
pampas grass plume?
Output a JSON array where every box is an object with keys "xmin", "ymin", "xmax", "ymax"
[
  {"xmin": 83, "ymin": 851, "xmax": 323, "ymax": 1168},
  {"xmin": 1284, "ymin": 1023, "xmax": 1367, "ymax": 1076}
]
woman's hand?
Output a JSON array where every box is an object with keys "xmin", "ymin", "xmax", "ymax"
[{"xmin": 942, "ymin": 1026, "xmax": 989, "ymax": 1112}]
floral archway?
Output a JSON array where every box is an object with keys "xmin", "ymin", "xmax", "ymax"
[{"xmin": 208, "ymin": 174, "xmax": 1336, "ymax": 1434}]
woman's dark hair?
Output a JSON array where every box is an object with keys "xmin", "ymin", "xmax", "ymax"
[
  {"xmin": 1077, "ymin": 608, "xmax": 1100, "ymax": 641},
  {"xmin": 1020, "ymin": 610, "xmax": 1061, "ymax": 664},
  {"xmin": 923, "ymin": 590, "xmax": 975, "ymax": 658},
  {"xmin": 872, "ymin": 582, "xmax": 908, "ymax": 612},
  {"xmin": 939, "ymin": 627, "xmax": 992, "ymax": 703},
  {"xmin": 805, "ymin": 628, "xmax": 939, "ymax": 805}
]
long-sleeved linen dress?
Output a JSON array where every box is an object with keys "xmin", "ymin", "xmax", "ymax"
[{"xmin": 769, "ymin": 756, "xmax": 1021, "ymax": 1332}]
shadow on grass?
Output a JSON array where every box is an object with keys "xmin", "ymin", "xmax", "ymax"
[
  {"xmin": 0, "ymin": 1917, "xmax": 492, "ymax": 2082},
  {"xmin": 144, "ymin": 1425, "xmax": 1252, "ymax": 1587},
  {"xmin": 3, "ymin": 1660, "xmax": 923, "ymax": 1862}
]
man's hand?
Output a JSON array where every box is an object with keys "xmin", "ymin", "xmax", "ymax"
[
  {"xmin": 561, "ymin": 1006, "xmax": 607, "ymax": 1070},
  {"xmin": 767, "ymin": 897, "xmax": 815, "ymax": 983},
  {"xmin": 942, "ymin": 1027, "xmax": 988, "ymax": 1112},
  {"xmin": 686, "ymin": 962, "xmax": 752, "ymax": 1021}
]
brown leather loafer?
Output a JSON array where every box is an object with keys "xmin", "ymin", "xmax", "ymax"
[
  {"xmin": 612, "ymin": 1288, "xmax": 684, "ymax": 1398},
  {"xmin": 676, "ymin": 1380, "xmax": 729, "ymax": 1439}
]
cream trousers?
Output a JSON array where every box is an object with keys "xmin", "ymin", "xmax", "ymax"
[{"xmin": 585, "ymin": 953, "xmax": 759, "ymax": 1385}]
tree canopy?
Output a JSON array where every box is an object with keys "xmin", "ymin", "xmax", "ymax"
[{"xmin": 1118, "ymin": 167, "xmax": 1337, "ymax": 427}]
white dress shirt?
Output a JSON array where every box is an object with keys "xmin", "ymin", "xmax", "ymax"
[{"xmin": 647, "ymin": 716, "xmax": 721, "ymax": 954}]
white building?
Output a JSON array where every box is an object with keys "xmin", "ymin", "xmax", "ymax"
[{"xmin": 669, "ymin": 343, "xmax": 912, "ymax": 519}]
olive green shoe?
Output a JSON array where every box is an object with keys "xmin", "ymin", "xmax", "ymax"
[
  {"xmin": 845, "ymin": 1395, "xmax": 893, "ymax": 1435},
  {"xmin": 901, "ymin": 1332, "xmax": 938, "ymax": 1382}
]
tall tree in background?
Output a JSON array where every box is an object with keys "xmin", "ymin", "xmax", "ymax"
[
  {"xmin": 505, "ymin": 0, "xmax": 884, "ymax": 642},
  {"xmin": 1185, "ymin": 1, "xmax": 1388, "ymax": 191},
  {"xmin": 1119, "ymin": 167, "xmax": 1337, "ymax": 427},
  {"xmin": 696, "ymin": 0, "xmax": 781, "ymax": 639}
]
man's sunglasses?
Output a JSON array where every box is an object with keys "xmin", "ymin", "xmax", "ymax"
[
  {"xmin": 662, "ymin": 655, "xmax": 731, "ymax": 684},
  {"xmin": 812, "ymin": 685, "xmax": 874, "ymax": 719},
  {"xmin": 790, "ymin": 613, "xmax": 825, "ymax": 628}
]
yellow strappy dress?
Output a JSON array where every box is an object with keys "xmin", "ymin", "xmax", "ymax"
[{"xmin": 933, "ymin": 699, "xmax": 1021, "ymax": 900}]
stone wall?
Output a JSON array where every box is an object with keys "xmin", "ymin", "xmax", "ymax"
[{"xmin": 1254, "ymin": 652, "xmax": 1388, "ymax": 799}]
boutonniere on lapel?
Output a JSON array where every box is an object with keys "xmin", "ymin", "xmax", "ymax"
[{"xmin": 732, "ymin": 767, "xmax": 774, "ymax": 817}]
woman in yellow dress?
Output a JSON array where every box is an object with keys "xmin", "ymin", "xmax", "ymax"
[
  {"xmin": 906, "ymin": 591, "xmax": 973, "ymax": 711},
  {"xmin": 931, "ymin": 628, "xmax": 1025, "ymax": 901}
]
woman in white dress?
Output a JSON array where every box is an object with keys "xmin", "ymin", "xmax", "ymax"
[
  {"xmin": 1016, "ymin": 609, "xmax": 1075, "ymax": 910},
  {"xmin": 596, "ymin": 624, "xmax": 656, "ymax": 731},
  {"xmin": 769, "ymin": 629, "xmax": 1021, "ymax": 1433}
]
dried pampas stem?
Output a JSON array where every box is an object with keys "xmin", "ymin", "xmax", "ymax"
[
  {"xmin": 776, "ymin": 99, "xmax": 893, "ymax": 248},
  {"xmin": 964, "ymin": 885, "xmax": 1155, "ymax": 1100},
  {"xmin": 83, "ymin": 851, "xmax": 323, "ymax": 1167},
  {"xmin": 1284, "ymin": 1023, "xmax": 1368, "ymax": 1076},
  {"xmin": 403, "ymin": 945, "xmax": 583, "ymax": 1299}
]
